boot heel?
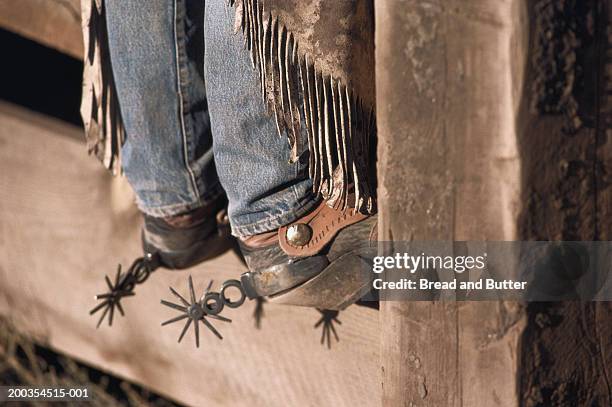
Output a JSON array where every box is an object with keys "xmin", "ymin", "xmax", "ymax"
[{"xmin": 269, "ymin": 250, "xmax": 374, "ymax": 310}]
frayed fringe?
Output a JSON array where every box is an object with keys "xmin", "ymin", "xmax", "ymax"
[
  {"xmin": 79, "ymin": 0, "xmax": 375, "ymax": 211},
  {"xmin": 229, "ymin": 0, "xmax": 375, "ymax": 213},
  {"xmin": 80, "ymin": 0, "xmax": 124, "ymax": 175}
]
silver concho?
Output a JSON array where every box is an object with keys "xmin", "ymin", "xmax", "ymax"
[{"xmin": 286, "ymin": 223, "xmax": 312, "ymax": 247}]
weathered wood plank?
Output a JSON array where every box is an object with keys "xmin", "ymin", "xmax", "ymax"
[
  {"xmin": 0, "ymin": 101, "xmax": 380, "ymax": 407},
  {"xmin": 377, "ymin": 0, "xmax": 612, "ymax": 406},
  {"xmin": 0, "ymin": 0, "xmax": 82, "ymax": 59},
  {"xmin": 376, "ymin": 0, "xmax": 527, "ymax": 405},
  {"xmin": 376, "ymin": 0, "xmax": 458, "ymax": 404}
]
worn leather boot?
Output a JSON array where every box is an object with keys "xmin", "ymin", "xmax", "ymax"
[
  {"xmin": 90, "ymin": 196, "xmax": 233, "ymax": 328},
  {"xmin": 142, "ymin": 196, "xmax": 233, "ymax": 269},
  {"xmin": 239, "ymin": 200, "xmax": 377, "ymax": 310}
]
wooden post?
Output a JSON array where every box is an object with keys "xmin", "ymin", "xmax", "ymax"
[{"xmin": 376, "ymin": 0, "xmax": 611, "ymax": 405}]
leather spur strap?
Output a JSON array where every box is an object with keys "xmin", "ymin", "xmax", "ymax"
[{"xmin": 278, "ymin": 200, "xmax": 367, "ymax": 257}]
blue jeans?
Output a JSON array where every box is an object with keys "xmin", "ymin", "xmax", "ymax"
[{"xmin": 105, "ymin": 0, "xmax": 318, "ymax": 237}]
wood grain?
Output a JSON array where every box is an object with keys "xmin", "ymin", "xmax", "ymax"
[
  {"xmin": 0, "ymin": 102, "xmax": 380, "ymax": 406},
  {"xmin": 376, "ymin": 1, "xmax": 527, "ymax": 405},
  {"xmin": 0, "ymin": 0, "xmax": 83, "ymax": 59},
  {"xmin": 377, "ymin": 0, "xmax": 612, "ymax": 406}
]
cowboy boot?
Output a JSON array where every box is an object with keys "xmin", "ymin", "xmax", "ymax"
[
  {"xmin": 90, "ymin": 195, "xmax": 233, "ymax": 327},
  {"xmin": 142, "ymin": 196, "xmax": 232, "ymax": 270},
  {"xmin": 239, "ymin": 200, "xmax": 378, "ymax": 310}
]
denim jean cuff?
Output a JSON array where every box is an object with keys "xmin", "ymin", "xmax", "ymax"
[
  {"xmin": 230, "ymin": 194, "xmax": 320, "ymax": 238},
  {"xmin": 135, "ymin": 182, "xmax": 225, "ymax": 218}
]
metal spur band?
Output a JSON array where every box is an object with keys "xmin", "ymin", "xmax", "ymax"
[{"xmin": 89, "ymin": 251, "xmax": 343, "ymax": 349}]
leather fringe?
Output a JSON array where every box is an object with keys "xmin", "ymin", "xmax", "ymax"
[
  {"xmin": 79, "ymin": 0, "xmax": 375, "ymax": 212},
  {"xmin": 80, "ymin": 0, "xmax": 124, "ymax": 175},
  {"xmin": 229, "ymin": 0, "xmax": 376, "ymax": 213}
]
